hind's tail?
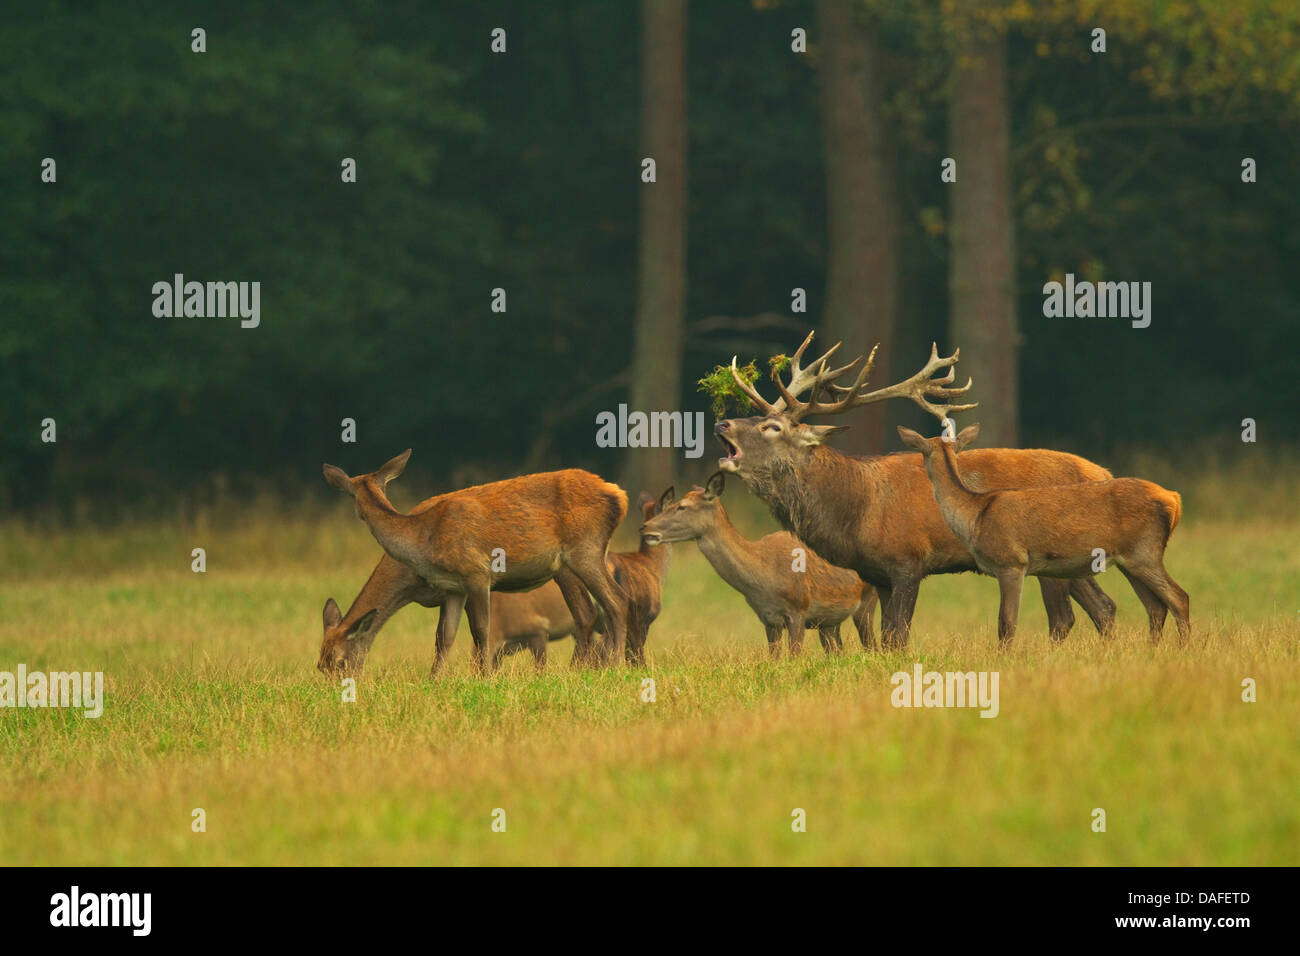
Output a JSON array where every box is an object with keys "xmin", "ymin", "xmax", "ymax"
[{"xmin": 1158, "ymin": 489, "xmax": 1182, "ymax": 543}]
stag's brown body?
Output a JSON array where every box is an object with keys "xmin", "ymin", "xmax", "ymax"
[
  {"xmin": 716, "ymin": 334, "xmax": 1118, "ymax": 647},
  {"xmin": 322, "ymin": 452, "xmax": 625, "ymax": 673},
  {"xmin": 641, "ymin": 473, "xmax": 876, "ymax": 656},
  {"xmin": 900, "ymin": 426, "xmax": 1189, "ymax": 644}
]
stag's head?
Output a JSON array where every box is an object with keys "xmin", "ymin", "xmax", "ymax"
[
  {"xmin": 714, "ymin": 332, "xmax": 977, "ymax": 481},
  {"xmin": 640, "ymin": 472, "xmax": 726, "ymax": 545},
  {"xmin": 316, "ymin": 598, "xmax": 379, "ymax": 676},
  {"xmin": 322, "ymin": 449, "xmax": 411, "ymax": 519}
]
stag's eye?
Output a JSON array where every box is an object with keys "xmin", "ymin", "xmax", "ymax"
[{"xmin": 762, "ymin": 422, "xmax": 781, "ymax": 434}]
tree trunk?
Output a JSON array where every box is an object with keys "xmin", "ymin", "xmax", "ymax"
[
  {"xmin": 948, "ymin": 28, "xmax": 1019, "ymax": 447},
  {"xmin": 625, "ymin": 0, "xmax": 688, "ymax": 497},
  {"xmin": 816, "ymin": 0, "xmax": 901, "ymax": 455}
]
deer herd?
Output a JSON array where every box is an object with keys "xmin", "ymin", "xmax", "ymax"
[{"xmin": 317, "ymin": 331, "xmax": 1190, "ymax": 678}]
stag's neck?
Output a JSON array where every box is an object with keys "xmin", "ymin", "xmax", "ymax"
[
  {"xmin": 694, "ymin": 509, "xmax": 768, "ymax": 598},
  {"xmin": 352, "ymin": 481, "xmax": 430, "ymax": 570},
  {"xmin": 925, "ymin": 442, "xmax": 984, "ymax": 545},
  {"xmin": 745, "ymin": 446, "xmax": 876, "ymax": 567}
]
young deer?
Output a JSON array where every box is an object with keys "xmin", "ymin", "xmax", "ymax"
[
  {"xmin": 605, "ymin": 490, "xmax": 674, "ymax": 665},
  {"xmin": 318, "ymin": 557, "xmax": 590, "ymax": 677},
  {"xmin": 714, "ymin": 332, "xmax": 1119, "ymax": 648},
  {"xmin": 640, "ymin": 472, "xmax": 876, "ymax": 657},
  {"xmin": 897, "ymin": 423, "xmax": 1189, "ymax": 645},
  {"xmin": 322, "ymin": 451, "xmax": 627, "ymax": 673}
]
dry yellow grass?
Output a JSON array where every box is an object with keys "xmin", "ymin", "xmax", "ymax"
[{"xmin": 0, "ymin": 480, "xmax": 1297, "ymax": 865}]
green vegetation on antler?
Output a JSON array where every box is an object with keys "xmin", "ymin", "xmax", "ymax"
[{"xmin": 697, "ymin": 352, "xmax": 791, "ymax": 418}]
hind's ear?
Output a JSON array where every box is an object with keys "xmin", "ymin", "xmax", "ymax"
[
  {"xmin": 375, "ymin": 449, "xmax": 411, "ymax": 485},
  {"xmin": 703, "ymin": 471, "xmax": 725, "ymax": 499},
  {"xmin": 322, "ymin": 598, "xmax": 342, "ymax": 629},
  {"xmin": 637, "ymin": 491, "xmax": 655, "ymax": 510},
  {"xmin": 953, "ymin": 424, "xmax": 981, "ymax": 450},
  {"xmin": 657, "ymin": 486, "xmax": 676, "ymax": 511},
  {"xmin": 323, "ymin": 464, "xmax": 355, "ymax": 495},
  {"xmin": 896, "ymin": 426, "xmax": 928, "ymax": 452}
]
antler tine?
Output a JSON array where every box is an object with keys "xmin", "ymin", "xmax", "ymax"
[
  {"xmin": 730, "ymin": 356, "xmax": 779, "ymax": 416},
  {"xmin": 802, "ymin": 342, "xmax": 978, "ymax": 424}
]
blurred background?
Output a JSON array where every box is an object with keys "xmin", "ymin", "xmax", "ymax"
[{"xmin": 3, "ymin": 0, "xmax": 1297, "ymax": 519}]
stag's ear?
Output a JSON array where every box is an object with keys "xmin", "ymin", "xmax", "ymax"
[
  {"xmin": 375, "ymin": 449, "xmax": 411, "ymax": 485},
  {"xmin": 799, "ymin": 424, "xmax": 848, "ymax": 447},
  {"xmin": 703, "ymin": 471, "xmax": 725, "ymax": 499},
  {"xmin": 322, "ymin": 598, "xmax": 342, "ymax": 630},
  {"xmin": 347, "ymin": 609, "xmax": 378, "ymax": 641},
  {"xmin": 323, "ymin": 464, "xmax": 355, "ymax": 495},
  {"xmin": 953, "ymin": 424, "xmax": 981, "ymax": 450},
  {"xmin": 896, "ymin": 426, "xmax": 928, "ymax": 452},
  {"xmin": 658, "ymin": 486, "xmax": 676, "ymax": 511}
]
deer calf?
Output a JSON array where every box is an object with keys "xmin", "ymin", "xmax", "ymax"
[
  {"xmin": 898, "ymin": 424, "xmax": 1190, "ymax": 645},
  {"xmin": 322, "ymin": 451, "xmax": 627, "ymax": 673},
  {"xmin": 640, "ymin": 472, "xmax": 876, "ymax": 657},
  {"xmin": 604, "ymin": 490, "xmax": 674, "ymax": 665}
]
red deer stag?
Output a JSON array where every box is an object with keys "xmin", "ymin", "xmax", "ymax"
[
  {"xmin": 714, "ymin": 333, "xmax": 1118, "ymax": 648},
  {"xmin": 641, "ymin": 471, "xmax": 876, "ymax": 657},
  {"xmin": 322, "ymin": 451, "xmax": 627, "ymax": 672},
  {"xmin": 898, "ymin": 423, "xmax": 1189, "ymax": 644}
]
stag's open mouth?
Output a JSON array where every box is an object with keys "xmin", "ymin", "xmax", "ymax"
[{"xmin": 716, "ymin": 433, "xmax": 742, "ymax": 472}]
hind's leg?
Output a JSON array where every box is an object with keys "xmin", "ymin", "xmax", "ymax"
[
  {"xmin": 1130, "ymin": 562, "xmax": 1190, "ymax": 644},
  {"xmin": 1069, "ymin": 577, "xmax": 1117, "ymax": 637},
  {"xmin": 554, "ymin": 568, "xmax": 598, "ymax": 667},
  {"xmin": 567, "ymin": 555, "xmax": 627, "ymax": 666},
  {"xmin": 1039, "ymin": 578, "xmax": 1075, "ymax": 642},
  {"xmin": 1118, "ymin": 566, "xmax": 1167, "ymax": 643}
]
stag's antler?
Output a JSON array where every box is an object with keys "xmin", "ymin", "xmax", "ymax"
[{"xmin": 729, "ymin": 332, "xmax": 977, "ymax": 424}]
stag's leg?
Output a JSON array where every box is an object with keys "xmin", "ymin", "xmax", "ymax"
[
  {"xmin": 566, "ymin": 556, "xmax": 627, "ymax": 667},
  {"xmin": 1039, "ymin": 579, "xmax": 1075, "ymax": 642},
  {"xmin": 996, "ymin": 567, "xmax": 1026, "ymax": 647},
  {"xmin": 852, "ymin": 587, "xmax": 879, "ymax": 650},
  {"xmin": 881, "ymin": 578, "xmax": 921, "ymax": 650},
  {"xmin": 463, "ymin": 583, "xmax": 497, "ymax": 674},
  {"xmin": 785, "ymin": 615, "xmax": 806, "ymax": 657},
  {"xmin": 1069, "ymin": 577, "xmax": 1117, "ymax": 637},
  {"xmin": 430, "ymin": 593, "xmax": 466, "ymax": 678},
  {"xmin": 554, "ymin": 568, "xmax": 598, "ymax": 667},
  {"xmin": 764, "ymin": 622, "xmax": 783, "ymax": 660}
]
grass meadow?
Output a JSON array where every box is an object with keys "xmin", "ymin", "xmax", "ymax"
[{"xmin": 1, "ymin": 456, "xmax": 1297, "ymax": 866}]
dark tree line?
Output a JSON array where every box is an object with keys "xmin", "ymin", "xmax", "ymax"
[{"xmin": 2, "ymin": 0, "xmax": 1297, "ymax": 515}]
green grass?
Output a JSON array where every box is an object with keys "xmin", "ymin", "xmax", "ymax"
[{"xmin": 0, "ymin": 486, "xmax": 1297, "ymax": 865}]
